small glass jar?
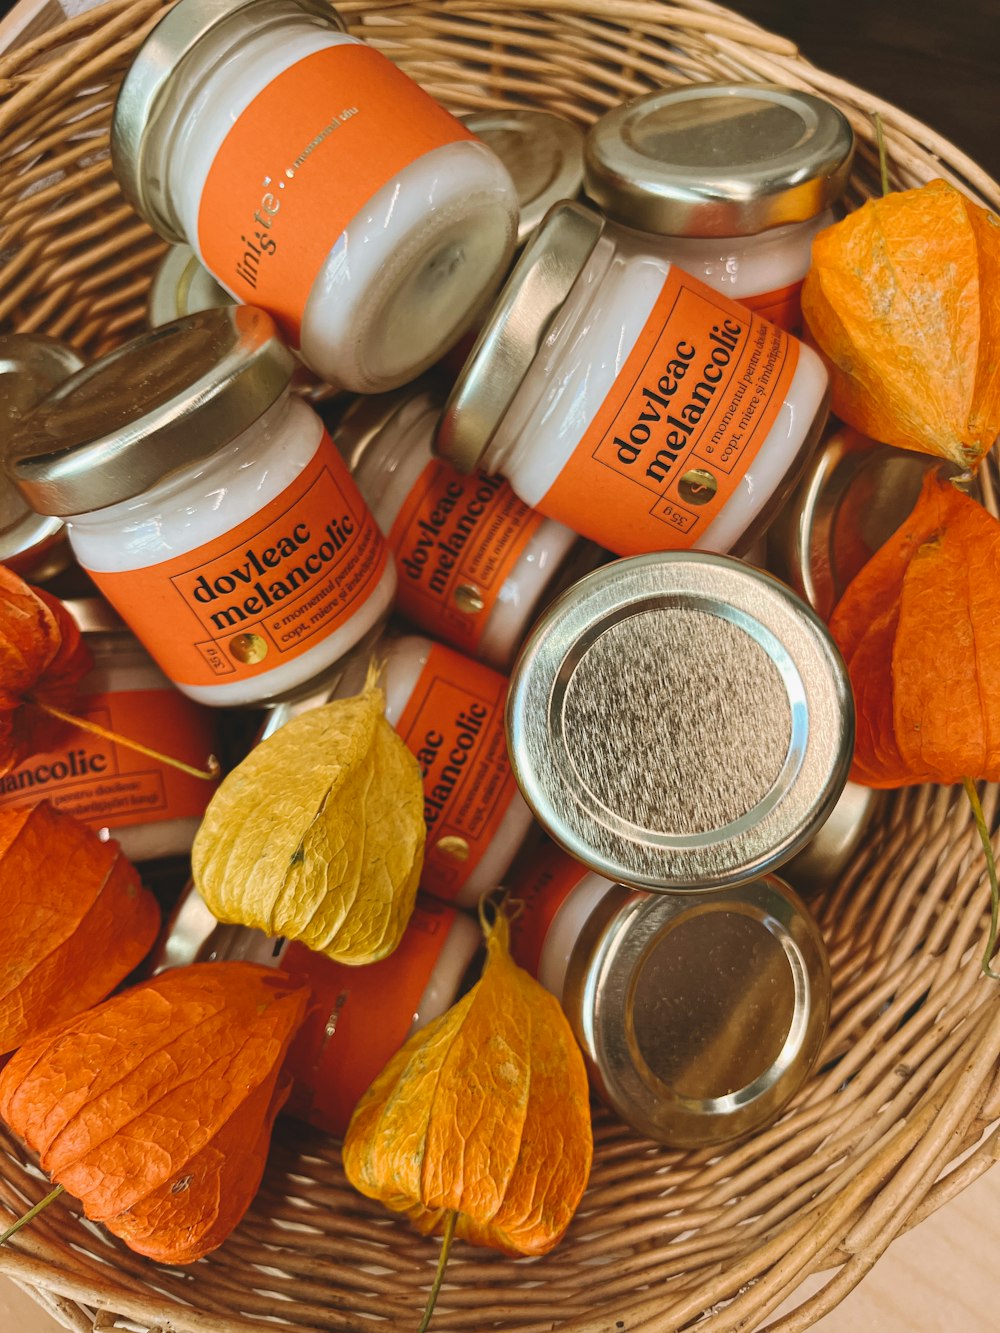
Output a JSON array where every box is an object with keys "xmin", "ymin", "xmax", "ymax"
[
  {"xmin": 147, "ymin": 244, "xmax": 232, "ymax": 327},
  {"xmin": 463, "ymin": 109, "xmax": 585, "ymax": 247},
  {"xmin": 506, "ymin": 552, "xmax": 853, "ymax": 891},
  {"xmin": 584, "ymin": 84, "xmax": 854, "ymax": 331},
  {"xmin": 7, "ymin": 308, "xmax": 395, "ymax": 707},
  {"xmin": 0, "ymin": 599, "xmax": 218, "ymax": 862},
  {"xmin": 112, "ymin": 0, "xmax": 519, "ymax": 392},
  {"xmin": 328, "ymin": 633, "xmax": 537, "ymax": 906},
  {"xmin": 0, "ymin": 333, "xmax": 83, "ymax": 581},
  {"xmin": 506, "ymin": 841, "xmax": 831, "ymax": 1146},
  {"xmin": 437, "ymin": 202, "xmax": 830, "ymax": 557},
  {"xmin": 335, "ymin": 385, "xmax": 596, "ymax": 669},
  {"xmin": 154, "ymin": 885, "xmax": 481, "ymax": 1137}
]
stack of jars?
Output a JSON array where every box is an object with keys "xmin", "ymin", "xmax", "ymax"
[{"xmin": 2, "ymin": 0, "xmax": 898, "ymax": 1147}]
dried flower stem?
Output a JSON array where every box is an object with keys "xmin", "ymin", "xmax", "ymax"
[
  {"xmin": 34, "ymin": 700, "xmax": 219, "ymax": 781},
  {"xmin": 873, "ymin": 112, "xmax": 890, "ymax": 197},
  {"xmin": 962, "ymin": 776, "xmax": 1000, "ymax": 980},
  {"xmin": 0, "ymin": 1184, "xmax": 64, "ymax": 1246},
  {"xmin": 417, "ymin": 1210, "xmax": 457, "ymax": 1333}
]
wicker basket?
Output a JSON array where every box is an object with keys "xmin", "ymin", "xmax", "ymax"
[{"xmin": 2, "ymin": 2, "xmax": 1000, "ymax": 1330}]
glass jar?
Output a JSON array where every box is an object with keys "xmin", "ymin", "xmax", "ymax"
[
  {"xmin": 0, "ymin": 598, "xmax": 218, "ymax": 862},
  {"xmin": 0, "ymin": 333, "xmax": 83, "ymax": 581},
  {"xmin": 505, "ymin": 552, "xmax": 853, "ymax": 891},
  {"xmin": 463, "ymin": 108, "xmax": 584, "ymax": 247},
  {"xmin": 7, "ymin": 308, "xmax": 395, "ymax": 707},
  {"xmin": 335, "ymin": 385, "xmax": 596, "ymax": 669},
  {"xmin": 147, "ymin": 244, "xmax": 232, "ymax": 327},
  {"xmin": 506, "ymin": 841, "xmax": 831, "ymax": 1146},
  {"xmin": 112, "ymin": 0, "xmax": 519, "ymax": 392},
  {"xmin": 436, "ymin": 202, "xmax": 830, "ymax": 557},
  {"xmin": 154, "ymin": 885, "xmax": 481, "ymax": 1137},
  {"xmin": 583, "ymin": 84, "xmax": 855, "ymax": 331},
  {"xmin": 321, "ymin": 633, "xmax": 537, "ymax": 906}
]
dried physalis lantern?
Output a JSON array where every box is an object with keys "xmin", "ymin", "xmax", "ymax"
[
  {"xmin": 0, "ymin": 801, "xmax": 160, "ymax": 1053},
  {"xmin": 828, "ymin": 471, "xmax": 1000, "ymax": 974},
  {"xmin": 802, "ymin": 178, "xmax": 1000, "ymax": 469},
  {"xmin": 0, "ymin": 963, "xmax": 309, "ymax": 1263},
  {"xmin": 343, "ymin": 905, "xmax": 592, "ymax": 1329}
]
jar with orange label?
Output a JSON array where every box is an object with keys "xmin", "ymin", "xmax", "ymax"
[
  {"xmin": 506, "ymin": 841, "xmax": 831, "ymax": 1147},
  {"xmin": 583, "ymin": 84, "xmax": 855, "ymax": 332},
  {"xmin": 7, "ymin": 308, "xmax": 395, "ymax": 707},
  {"xmin": 436, "ymin": 202, "xmax": 830, "ymax": 558},
  {"xmin": 0, "ymin": 599, "xmax": 218, "ymax": 863},
  {"xmin": 334, "ymin": 386, "xmax": 597, "ymax": 669},
  {"xmin": 111, "ymin": 0, "xmax": 519, "ymax": 393},
  {"xmin": 154, "ymin": 885, "xmax": 481, "ymax": 1137}
]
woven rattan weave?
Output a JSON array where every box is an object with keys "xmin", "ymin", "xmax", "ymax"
[{"xmin": 1, "ymin": 2, "xmax": 999, "ymax": 1330}]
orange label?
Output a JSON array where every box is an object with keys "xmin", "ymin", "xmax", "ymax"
[
  {"xmin": 507, "ymin": 842, "xmax": 590, "ymax": 978},
  {"xmin": 538, "ymin": 268, "xmax": 799, "ymax": 555},
  {"xmin": 388, "ymin": 460, "xmax": 545, "ymax": 654},
  {"xmin": 741, "ymin": 280, "xmax": 803, "ymax": 333},
  {"xmin": 280, "ymin": 897, "xmax": 457, "ymax": 1136},
  {"xmin": 85, "ymin": 434, "xmax": 389, "ymax": 689},
  {"xmin": 396, "ymin": 643, "xmax": 519, "ymax": 901},
  {"xmin": 0, "ymin": 688, "xmax": 216, "ymax": 831},
  {"xmin": 197, "ymin": 44, "xmax": 474, "ymax": 343}
]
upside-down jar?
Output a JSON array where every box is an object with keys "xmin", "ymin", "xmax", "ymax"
[
  {"xmin": 437, "ymin": 202, "xmax": 830, "ymax": 557},
  {"xmin": 583, "ymin": 83, "xmax": 855, "ymax": 331},
  {"xmin": 7, "ymin": 307, "xmax": 395, "ymax": 707},
  {"xmin": 112, "ymin": 0, "xmax": 519, "ymax": 391}
]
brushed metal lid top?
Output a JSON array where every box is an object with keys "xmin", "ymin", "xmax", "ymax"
[
  {"xmin": 584, "ymin": 83, "xmax": 854, "ymax": 237},
  {"xmin": 506, "ymin": 551, "xmax": 853, "ymax": 891},
  {"xmin": 464, "ymin": 109, "xmax": 585, "ymax": 243}
]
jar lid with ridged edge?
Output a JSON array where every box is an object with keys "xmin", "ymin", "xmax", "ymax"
[
  {"xmin": 584, "ymin": 83, "xmax": 855, "ymax": 238},
  {"xmin": 564, "ymin": 874, "xmax": 831, "ymax": 1146},
  {"xmin": 6, "ymin": 307, "xmax": 295, "ymax": 518},
  {"xmin": 505, "ymin": 551, "xmax": 854, "ymax": 891},
  {"xmin": 148, "ymin": 245, "xmax": 233, "ymax": 328}
]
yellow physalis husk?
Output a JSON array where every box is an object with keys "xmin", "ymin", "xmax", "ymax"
[
  {"xmin": 343, "ymin": 909, "xmax": 593, "ymax": 1258},
  {"xmin": 191, "ymin": 674, "xmax": 425, "ymax": 965}
]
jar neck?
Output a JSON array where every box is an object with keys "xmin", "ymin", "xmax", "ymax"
[{"xmin": 483, "ymin": 231, "xmax": 618, "ymax": 480}]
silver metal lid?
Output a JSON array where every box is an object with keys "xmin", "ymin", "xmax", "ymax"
[
  {"xmin": 148, "ymin": 244, "xmax": 232, "ymax": 328},
  {"xmin": 436, "ymin": 201, "xmax": 604, "ymax": 474},
  {"xmin": 7, "ymin": 306, "xmax": 295, "ymax": 517},
  {"xmin": 61, "ymin": 597, "xmax": 128, "ymax": 637},
  {"xmin": 780, "ymin": 780, "xmax": 884, "ymax": 896},
  {"xmin": 0, "ymin": 333, "xmax": 83, "ymax": 566},
  {"xmin": 766, "ymin": 425, "xmax": 964, "ymax": 621},
  {"xmin": 506, "ymin": 552, "xmax": 853, "ymax": 891},
  {"xmin": 464, "ymin": 110, "xmax": 585, "ymax": 244},
  {"xmin": 111, "ymin": 0, "xmax": 346, "ymax": 238},
  {"xmin": 331, "ymin": 384, "xmax": 428, "ymax": 474},
  {"xmin": 565, "ymin": 875, "xmax": 830, "ymax": 1145},
  {"xmin": 584, "ymin": 83, "xmax": 855, "ymax": 238}
]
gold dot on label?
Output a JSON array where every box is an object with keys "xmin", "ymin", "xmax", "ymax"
[
  {"xmin": 678, "ymin": 468, "xmax": 718, "ymax": 506},
  {"xmin": 435, "ymin": 835, "xmax": 470, "ymax": 862},
  {"xmin": 454, "ymin": 584, "xmax": 485, "ymax": 615},
  {"xmin": 229, "ymin": 633, "xmax": 268, "ymax": 665}
]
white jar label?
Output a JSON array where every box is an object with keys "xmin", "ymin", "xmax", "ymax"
[
  {"xmin": 0, "ymin": 688, "xmax": 216, "ymax": 831},
  {"xmin": 387, "ymin": 459, "xmax": 544, "ymax": 654},
  {"xmin": 84, "ymin": 432, "xmax": 389, "ymax": 689},
  {"xmin": 538, "ymin": 268, "xmax": 799, "ymax": 554},
  {"xmin": 197, "ymin": 44, "xmax": 474, "ymax": 343}
]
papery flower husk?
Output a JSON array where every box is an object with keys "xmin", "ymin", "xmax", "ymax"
[
  {"xmin": 802, "ymin": 179, "xmax": 1000, "ymax": 469},
  {"xmin": 0, "ymin": 962, "xmax": 309, "ymax": 1263},
  {"xmin": 829, "ymin": 471, "xmax": 1000, "ymax": 786},
  {"xmin": 0, "ymin": 801, "xmax": 160, "ymax": 1053},
  {"xmin": 343, "ymin": 911, "xmax": 592, "ymax": 1258}
]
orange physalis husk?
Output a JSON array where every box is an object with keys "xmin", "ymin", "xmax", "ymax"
[
  {"xmin": 828, "ymin": 470, "xmax": 1000, "ymax": 787},
  {"xmin": 343, "ymin": 907, "xmax": 593, "ymax": 1260},
  {"xmin": 0, "ymin": 566, "xmax": 91, "ymax": 774},
  {"xmin": 0, "ymin": 962, "xmax": 310, "ymax": 1263},
  {"xmin": 802, "ymin": 179, "xmax": 1000, "ymax": 469},
  {"xmin": 0, "ymin": 801, "xmax": 160, "ymax": 1054}
]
